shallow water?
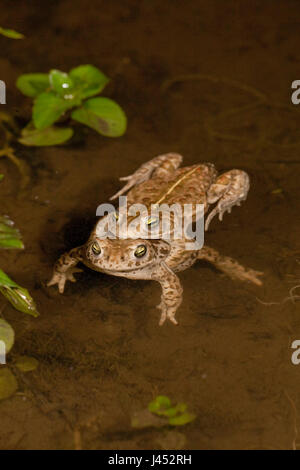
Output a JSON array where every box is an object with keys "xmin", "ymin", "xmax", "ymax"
[{"xmin": 0, "ymin": 0, "xmax": 300, "ymax": 450}]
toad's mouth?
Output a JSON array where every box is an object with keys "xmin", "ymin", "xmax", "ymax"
[
  {"xmin": 101, "ymin": 261, "xmax": 154, "ymax": 273},
  {"xmin": 84, "ymin": 255, "xmax": 155, "ymax": 274}
]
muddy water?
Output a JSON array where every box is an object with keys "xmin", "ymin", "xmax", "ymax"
[{"xmin": 0, "ymin": 0, "xmax": 300, "ymax": 450}]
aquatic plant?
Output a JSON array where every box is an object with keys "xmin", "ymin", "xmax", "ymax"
[
  {"xmin": 131, "ymin": 395, "xmax": 196, "ymax": 429},
  {"xmin": 148, "ymin": 395, "xmax": 196, "ymax": 426},
  {"xmin": 16, "ymin": 65, "xmax": 127, "ymax": 146},
  {"xmin": 0, "ymin": 317, "xmax": 38, "ymax": 400},
  {"xmin": 0, "ymin": 176, "xmax": 38, "ymax": 316},
  {"xmin": 0, "ymin": 26, "xmax": 24, "ymax": 39},
  {"xmin": 0, "ymin": 176, "xmax": 38, "ymax": 399}
]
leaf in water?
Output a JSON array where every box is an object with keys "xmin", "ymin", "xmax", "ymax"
[
  {"xmin": 0, "ymin": 269, "xmax": 18, "ymax": 288},
  {"xmin": 16, "ymin": 74, "xmax": 49, "ymax": 97},
  {"xmin": 168, "ymin": 412, "xmax": 196, "ymax": 426},
  {"xmin": 0, "ymin": 269, "xmax": 39, "ymax": 317},
  {"xmin": 49, "ymin": 69, "xmax": 75, "ymax": 97},
  {"xmin": 160, "ymin": 406, "xmax": 180, "ymax": 418},
  {"xmin": 0, "ymin": 27, "xmax": 24, "ymax": 39},
  {"xmin": 0, "ymin": 238, "xmax": 24, "ymax": 249},
  {"xmin": 69, "ymin": 64, "xmax": 109, "ymax": 99},
  {"xmin": 173, "ymin": 402, "xmax": 187, "ymax": 414},
  {"xmin": 0, "ymin": 215, "xmax": 24, "ymax": 250},
  {"xmin": 33, "ymin": 92, "xmax": 75, "ymax": 129},
  {"xmin": 19, "ymin": 124, "xmax": 73, "ymax": 146},
  {"xmin": 148, "ymin": 395, "xmax": 172, "ymax": 415},
  {"xmin": 71, "ymin": 97, "xmax": 127, "ymax": 137},
  {"xmin": 15, "ymin": 355, "xmax": 38, "ymax": 372},
  {"xmin": 0, "ymin": 318, "xmax": 14, "ymax": 353},
  {"xmin": 0, "ymin": 368, "xmax": 18, "ymax": 400}
]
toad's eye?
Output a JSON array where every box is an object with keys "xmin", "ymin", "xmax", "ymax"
[
  {"xmin": 146, "ymin": 216, "xmax": 159, "ymax": 227},
  {"xmin": 134, "ymin": 244, "xmax": 147, "ymax": 258},
  {"xmin": 91, "ymin": 242, "xmax": 101, "ymax": 255}
]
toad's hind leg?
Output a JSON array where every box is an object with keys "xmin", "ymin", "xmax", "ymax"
[
  {"xmin": 197, "ymin": 246, "xmax": 263, "ymax": 286},
  {"xmin": 110, "ymin": 153, "xmax": 183, "ymax": 200},
  {"xmin": 205, "ymin": 169, "xmax": 250, "ymax": 230}
]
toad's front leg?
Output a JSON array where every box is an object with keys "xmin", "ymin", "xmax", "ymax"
[
  {"xmin": 152, "ymin": 262, "xmax": 183, "ymax": 326},
  {"xmin": 47, "ymin": 246, "xmax": 84, "ymax": 293}
]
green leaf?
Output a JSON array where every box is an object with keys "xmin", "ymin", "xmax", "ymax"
[
  {"xmin": 19, "ymin": 124, "xmax": 73, "ymax": 146},
  {"xmin": 16, "ymin": 74, "xmax": 49, "ymax": 98},
  {"xmin": 69, "ymin": 64, "xmax": 109, "ymax": 99},
  {"xmin": 159, "ymin": 403, "xmax": 187, "ymax": 418},
  {"xmin": 0, "ymin": 216, "xmax": 24, "ymax": 250},
  {"xmin": 33, "ymin": 92, "xmax": 75, "ymax": 129},
  {"xmin": 173, "ymin": 402, "xmax": 187, "ymax": 414},
  {"xmin": 15, "ymin": 355, "xmax": 38, "ymax": 372},
  {"xmin": 0, "ymin": 238, "xmax": 24, "ymax": 249},
  {"xmin": 0, "ymin": 269, "xmax": 39, "ymax": 317},
  {"xmin": 71, "ymin": 97, "xmax": 127, "ymax": 137},
  {"xmin": 168, "ymin": 412, "xmax": 196, "ymax": 426},
  {"xmin": 0, "ymin": 269, "xmax": 18, "ymax": 288},
  {"xmin": 160, "ymin": 406, "xmax": 180, "ymax": 418},
  {"xmin": 0, "ymin": 368, "xmax": 18, "ymax": 400},
  {"xmin": 49, "ymin": 69, "xmax": 74, "ymax": 97},
  {"xmin": 148, "ymin": 395, "xmax": 172, "ymax": 415},
  {"xmin": 0, "ymin": 27, "xmax": 24, "ymax": 39},
  {"xmin": 0, "ymin": 318, "xmax": 14, "ymax": 353}
]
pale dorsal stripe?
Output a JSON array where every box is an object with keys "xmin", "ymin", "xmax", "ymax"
[{"xmin": 155, "ymin": 165, "xmax": 201, "ymax": 205}]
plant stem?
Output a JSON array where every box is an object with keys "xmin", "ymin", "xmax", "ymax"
[{"xmin": 0, "ymin": 146, "xmax": 30, "ymax": 189}]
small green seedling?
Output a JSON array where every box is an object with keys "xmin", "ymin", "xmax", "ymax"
[
  {"xmin": 148, "ymin": 395, "xmax": 196, "ymax": 426},
  {"xmin": 16, "ymin": 65, "xmax": 127, "ymax": 146}
]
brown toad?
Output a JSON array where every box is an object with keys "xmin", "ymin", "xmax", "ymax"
[{"xmin": 48, "ymin": 153, "xmax": 262, "ymax": 325}]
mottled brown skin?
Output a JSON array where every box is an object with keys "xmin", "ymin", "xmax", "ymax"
[{"xmin": 48, "ymin": 153, "xmax": 263, "ymax": 325}]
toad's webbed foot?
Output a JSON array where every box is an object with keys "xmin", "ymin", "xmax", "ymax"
[
  {"xmin": 152, "ymin": 262, "xmax": 183, "ymax": 325},
  {"xmin": 47, "ymin": 267, "xmax": 83, "ymax": 294},
  {"xmin": 205, "ymin": 169, "xmax": 250, "ymax": 230},
  {"xmin": 157, "ymin": 302, "xmax": 179, "ymax": 326}
]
